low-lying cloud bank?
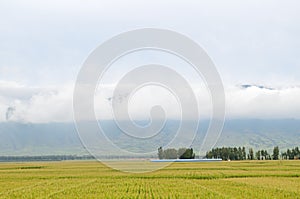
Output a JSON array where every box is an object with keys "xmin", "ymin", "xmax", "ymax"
[{"xmin": 0, "ymin": 80, "xmax": 300, "ymax": 123}]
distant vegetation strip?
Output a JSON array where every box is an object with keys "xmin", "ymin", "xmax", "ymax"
[
  {"xmin": 0, "ymin": 155, "xmax": 95, "ymax": 162},
  {"xmin": 157, "ymin": 146, "xmax": 300, "ymax": 161},
  {"xmin": 205, "ymin": 146, "xmax": 300, "ymax": 160},
  {"xmin": 0, "ymin": 155, "xmax": 162, "ymax": 162},
  {"xmin": 0, "ymin": 146, "xmax": 299, "ymax": 162}
]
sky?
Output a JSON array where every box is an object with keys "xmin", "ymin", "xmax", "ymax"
[{"xmin": 0, "ymin": 0, "xmax": 300, "ymax": 122}]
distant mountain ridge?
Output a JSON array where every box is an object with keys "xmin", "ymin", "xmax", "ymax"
[
  {"xmin": 0, "ymin": 119, "xmax": 299, "ymax": 156},
  {"xmin": 239, "ymin": 84, "xmax": 275, "ymax": 90}
]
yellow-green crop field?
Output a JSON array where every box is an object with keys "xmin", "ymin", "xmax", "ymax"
[{"xmin": 0, "ymin": 160, "xmax": 299, "ymax": 198}]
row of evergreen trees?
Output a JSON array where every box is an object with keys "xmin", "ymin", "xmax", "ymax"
[
  {"xmin": 205, "ymin": 147, "xmax": 247, "ymax": 160},
  {"xmin": 205, "ymin": 146, "xmax": 300, "ymax": 160},
  {"xmin": 281, "ymin": 147, "xmax": 300, "ymax": 160},
  {"xmin": 158, "ymin": 147, "xmax": 195, "ymax": 159}
]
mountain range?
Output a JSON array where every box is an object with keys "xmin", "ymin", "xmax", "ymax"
[{"xmin": 0, "ymin": 119, "xmax": 299, "ymax": 156}]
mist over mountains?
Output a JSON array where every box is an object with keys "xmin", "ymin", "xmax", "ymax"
[{"xmin": 0, "ymin": 119, "xmax": 299, "ymax": 156}]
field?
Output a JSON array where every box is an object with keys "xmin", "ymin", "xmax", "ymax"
[{"xmin": 0, "ymin": 160, "xmax": 299, "ymax": 198}]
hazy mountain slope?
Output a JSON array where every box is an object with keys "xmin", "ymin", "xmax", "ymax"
[
  {"xmin": 0, "ymin": 119, "xmax": 299, "ymax": 156},
  {"xmin": 215, "ymin": 119, "xmax": 300, "ymax": 151},
  {"xmin": 0, "ymin": 122, "xmax": 85, "ymax": 155}
]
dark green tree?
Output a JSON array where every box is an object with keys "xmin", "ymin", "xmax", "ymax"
[
  {"xmin": 287, "ymin": 149, "xmax": 292, "ymax": 159},
  {"xmin": 178, "ymin": 148, "xmax": 195, "ymax": 159},
  {"xmin": 273, "ymin": 146, "xmax": 279, "ymax": 160},
  {"xmin": 248, "ymin": 148, "xmax": 254, "ymax": 160},
  {"xmin": 177, "ymin": 148, "xmax": 187, "ymax": 159},
  {"xmin": 260, "ymin": 150, "xmax": 266, "ymax": 160},
  {"xmin": 265, "ymin": 150, "xmax": 271, "ymax": 160},
  {"xmin": 256, "ymin": 150, "xmax": 261, "ymax": 160},
  {"xmin": 242, "ymin": 147, "xmax": 246, "ymax": 160},
  {"xmin": 238, "ymin": 147, "xmax": 243, "ymax": 160},
  {"xmin": 158, "ymin": 147, "xmax": 164, "ymax": 159},
  {"xmin": 163, "ymin": 148, "xmax": 178, "ymax": 159}
]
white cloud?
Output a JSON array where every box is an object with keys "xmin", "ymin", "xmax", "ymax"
[
  {"xmin": 226, "ymin": 85, "xmax": 300, "ymax": 119},
  {"xmin": 1, "ymin": 80, "xmax": 300, "ymax": 123},
  {"xmin": 0, "ymin": 81, "xmax": 73, "ymax": 123}
]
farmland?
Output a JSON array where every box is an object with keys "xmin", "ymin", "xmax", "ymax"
[{"xmin": 0, "ymin": 160, "xmax": 299, "ymax": 198}]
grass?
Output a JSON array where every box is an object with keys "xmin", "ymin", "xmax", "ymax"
[{"xmin": 0, "ymin": 160, "xmax": 299, "ymax": 198}]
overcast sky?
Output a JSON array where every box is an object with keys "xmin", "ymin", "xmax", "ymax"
[{"xmin": 0, "ymin": 0, "xmax": 300, "ymax": 122}]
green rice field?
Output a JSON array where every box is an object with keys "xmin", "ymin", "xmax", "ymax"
[{"xmin": 0, "ymin": 160, "xmax": 299, "ymax": 198}]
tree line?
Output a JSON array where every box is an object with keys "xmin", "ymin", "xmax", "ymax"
[
  {"xmin": 0, "ymin": 155, "xmax": 95, "ymax": 162},
  {"xmin": 158, "ymin": 147, "xmax": 195, "ymax": 159},
  {"xmin": 205, "ymin": 146, "xmax": 300, "ymax": 160}
]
